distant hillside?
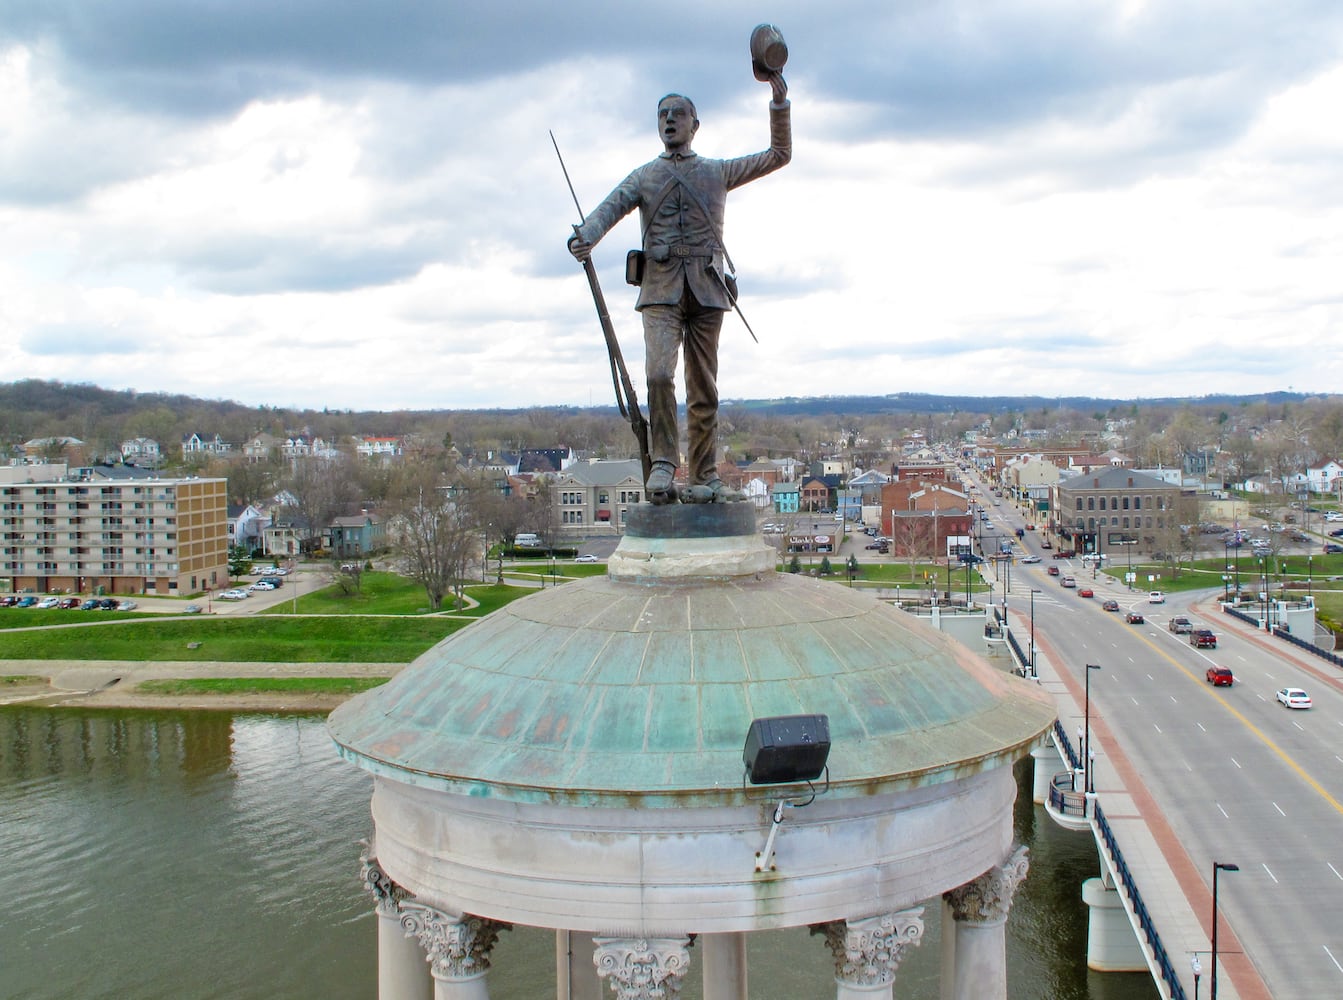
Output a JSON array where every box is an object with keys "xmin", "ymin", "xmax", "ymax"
[{"xmin": 0, "ymin": 378, "xmax": 1320, "ymax": 448}]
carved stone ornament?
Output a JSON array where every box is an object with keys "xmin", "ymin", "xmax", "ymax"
[
  {"xmin": 593, "ymin": 936, "xmax": 692, "ymax": 1000},
  {"xmin": 398, "ymin": 904, "xmax": 511, "ymax": 982},
  {"xmin": 944, "ymin": 845, "xmax": 1031, "ymax": 925},
  {"xmin": 358, "ymin": 844, "xmax": 409, "ymax": 918},
  {"xmin": 810, "ymin": 908, "xmax": 926, "ymax": 987}
]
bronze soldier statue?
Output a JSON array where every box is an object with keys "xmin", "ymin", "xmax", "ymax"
[{"xmin": 568, "ymin": 47, "xmax": 791, "ymax": 504}]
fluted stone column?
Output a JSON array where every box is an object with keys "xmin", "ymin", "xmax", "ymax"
[
  {"xmin": 700, "ymin": 932, "xmax": 748, "ymax": 1000},
  {"xmin": 360, "ymin": 848, "xmax": 431, "ymax": 1000},
  {"xmin": 811, "ymin": 908, "xmax": 925, "ymax": 999},
  {"xmin": 942, "ymin": 847, "xmax": 1029, "ymax": 1000},
  {"xmin": 399, "ymin": 904, "xmax": 511, "ymax": 1000},
  {"xmin": 556, "ymin": 930, "xmax": 601, "ymax": 1000},
  {"xmin": 592, "ymin": 936, "xmax": 692, "ymax": 1000}
]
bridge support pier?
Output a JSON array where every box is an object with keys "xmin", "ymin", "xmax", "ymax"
[
  {"xmin": 1081, "ymin": 878, "xmax": 1146, "ymax": 971},
  {"xmin": 1030, "ymin": 746, "xmax": 1054, "ymax": 804}
]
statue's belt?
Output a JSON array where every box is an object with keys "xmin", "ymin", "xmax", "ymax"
[{"xmin": 649, "ymin": 244, "xmax": 716, "ymax": 262}]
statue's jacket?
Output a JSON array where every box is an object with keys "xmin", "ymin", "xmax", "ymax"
[{"xmin": 575, "ymin": 100, "xmax": 791, "ymax": 312}]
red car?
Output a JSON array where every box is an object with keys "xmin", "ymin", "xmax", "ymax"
[
  {"xmin": 1206, "ymin": 666, "xmax": 1233, "ymax": 686},
  {"xmin": 1078, "ymin": 588, "xmax": 1094, "ymax": 598},
  {"xmin": 1047, "ymin": 565, "xmax": 1060, "ymax": 576},
  {"xmin": 1190, "ymin": 629, "xmax": 1217, "ymax": 649},
  {"xmin": 1125, "ymin": 611, "xmax": 1145, "ymax": 624}
]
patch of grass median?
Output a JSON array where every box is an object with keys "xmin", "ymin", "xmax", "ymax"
[
  {"xmin": 137, "ymin": 677, "xmax": 389, "ymax": 696},
  {"xmin": 0, "ymin": 617, "xmax": 459, "ymax": 662},
  {"xmin": 2, "ymin": 674, "xmax": 46, "ymax": 686}
]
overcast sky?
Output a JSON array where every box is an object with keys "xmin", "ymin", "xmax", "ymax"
[{"xmin": 2, "ymin": 1, "xmax": 1341, "ymax": 413}]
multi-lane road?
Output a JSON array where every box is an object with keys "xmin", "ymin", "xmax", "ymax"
[{"xmin": 987, "ymin": 495, "xmax": 1343, "ymax": 1000}]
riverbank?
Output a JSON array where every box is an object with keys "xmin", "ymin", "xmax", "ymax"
[{"xmin": 0, "ymin": 659, "xmax": 401, "ymax": 712}]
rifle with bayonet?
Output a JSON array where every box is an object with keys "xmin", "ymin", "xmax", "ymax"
[{"xmin": 550, "ymin": 130, "xmax": 652, "ymax": 484}]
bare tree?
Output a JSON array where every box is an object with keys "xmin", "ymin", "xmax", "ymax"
[
  {"xmin": 284, "ymin": 455, "xmax": 359, "ymax": 556},
  {"xmin": 392, "ymin": 471, "xmax": 480, "ymax": 611}
]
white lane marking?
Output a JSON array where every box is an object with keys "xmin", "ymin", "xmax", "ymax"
[
  {"xmin": 1273, "ymin": 802, "xmax": 1286, "ymax": 817},
  {"xmin": 1324, "ymin": 944, "xmax": 1343, "ymax": 973},
  {"xmin": 1263, "ymin": 864, "xmax": 1279, "ymax": 884},
  {"xmin": 1217, "ymin": 803, "xmax": 1230, "ymax": 819},
  {"xmin": 1231, "ymin": 758, "xmax": 1242, "ymax": 769},
  {"xmin": 1328, "ymin": 863, "xmax": 1343, "ymax": 881}
]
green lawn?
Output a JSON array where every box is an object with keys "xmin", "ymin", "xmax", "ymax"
[
  {"xmin": 137, "ymin": 677, "xmax": 390, "ymax": 696},
  {"xmin": 0, "ymin": 616, "xmax": 460, "ymax": 662},
  {"xmin": 261, "ymin": 573, "xmax": 540, "ymax": 616},
  {"xmin": 0, "ymin": 609, "xmax": 138, "ymax": 630}
]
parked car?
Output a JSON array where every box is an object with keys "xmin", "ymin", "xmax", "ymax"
[
  {"xmin": 1101, "ymin": 599, "xmax": 1120, "ymax": 612},
  {"xmin": 36, "ymin": 597, "xmax": 60, "ymax": 608},
  {"xmin": 575, "ymin": 554, "xmax": 600, "ymax": 563},
  {"xmin": 183, "ymin": 604, "xmax": 204, "ymax": 614},
  {"xmin": 1125, "ymin": 611, "xmax": 1145, "ymax": 624},
  {"xmin": 218, "ymin": 589, "xmax": 250, "ymax": 601},
  {"xmin": 1190, "ymin": 629, "xmax": 1217, "ymax": 648},
  {"xmin": 0, "ymin": 595, "xmax": 17, "ymax": 607},
  {"xmin": 58, "ymin": 597, "xmax": 81, "ymax": 609},
  {"xmin": 118, "ymin": 599, "xmax": 138, "ymax": 611},
  {"xmin": 1021, "ymin": 555, "xmax": 1042, "ymax": 564},
  {"xmin": 1206, "ymin": 666, "xmax": 1234, "ymax": 687},
  {"xmin": 80, "ymin": 599, "xmax": 101, "ymax": 610},
  {"xmin": 1167, "ymin": 616, "xmax": 1193, "ymax": 634},
  {"xmin": 249, "ymin": 581, "xmax": 276, "ymax": 592},
  {"xmin": 1078, "ymin": 587, "xmax": 1094, "ymax": 598},
  {"xmin": 1148, "ymin": 591, "xmax": 1166, "ymax": 604},
  {"xmin": 16, "ymin": 596, "xmax": 37, "ymax": 607},
  {"xmin": 1325, "ymin": 544, "xmax": 1343, "ymax": 555},
  {"xmin": 97, "ymin": 598, "xmax": 119, "ymax": 610},
  {"xmin": 1047, "ymin": 565, "xmax": 1060, "ymax": 576},
  {"xmin": 1275, "ymin": 687, "xmax": 1312, "ymax": 709},
  {"xmin": 1329, "ymin": 528, "xmax": 1343, "ymax": 538}
]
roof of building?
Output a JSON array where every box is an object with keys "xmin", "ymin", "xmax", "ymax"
[{"xmin": 555, "ymin": 458, "xmax": 643, "ymax": 487}]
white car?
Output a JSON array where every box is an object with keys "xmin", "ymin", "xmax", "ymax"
[
  {"xmin": 118, "ymin": 599, "xmax": 138, "ymax": 611},
  {"xmin": 1021, "ymin": 555, "xmax": 1042, "ymax": 564},
  {"xmin": 575, "ymin": 554, "xmax": 600, "ymax": 564},
  {"xmin": 218, "ymin": 588, "xmax": 250, "ymax": 600},
  {"xmin": 36, "ymin": 596, "xmax": 60, "ymax": 608},
  {"xmin": 1275, "ymin": 687, "xmax": 1312, "ymax": 709},
  {"xmin": 249, "ymin": 581, "xmax": 276, "ymax": 592},
  {"xmin": 1148, "ymin": 591, "xmax": 1166, "ymax": 604}
]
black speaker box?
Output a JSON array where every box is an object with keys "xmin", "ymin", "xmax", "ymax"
[{"xmin": 742, "ymin": 714, "xmax": 830, "ymax": 784}]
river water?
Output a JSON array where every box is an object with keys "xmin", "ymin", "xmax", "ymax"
[{"xmin": 0, "ymin": 708, "xmax": 1157, "ymax": 999}]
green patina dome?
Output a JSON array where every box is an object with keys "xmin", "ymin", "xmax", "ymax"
[{"xmin": 328, "ymin": 566, "xmax": 1055, "ymax": 807}]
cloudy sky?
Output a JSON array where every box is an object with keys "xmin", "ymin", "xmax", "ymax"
[{"xmin": 2, "ymin": 1, "xmax": 1341, "ymax": 412}]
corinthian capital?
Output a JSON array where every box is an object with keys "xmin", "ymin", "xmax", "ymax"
[
  {"xmin": 810, "ymin": 908, "xmax": 925, "ymax": 987},
  {"xmin": 945, "ymin": 845, "xmax": 1031, "ymax": 925},
  {"xmin": 358, "ymin": 845, "xmax": 409, "ymax": 918},
  {"xmin": 398, "ymin": 905, "xmax": 511, "ymax": 982},
  {"xmin": 593, "ymin": 936, "xmax": 692, "ymax": 999}
]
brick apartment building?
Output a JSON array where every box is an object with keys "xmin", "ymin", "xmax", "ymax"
[{"xmin": 0, "ymin": 464, "xmax": 228, "ymax": 596}]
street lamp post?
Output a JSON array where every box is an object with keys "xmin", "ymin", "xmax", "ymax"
[
  {"xmin": 1191, "ymin": 954, "xmax": 1202, "ymax": 1000},
  {"xmin": 1029, "ymin": 588, "xmax": 1041, "ymax": 677},
  {"xmin": 1211, "ymin": 861, "xmax": 1240, "ymax": 999},
  {"xmin": 1084, "ymin": 663, "xmax": 1102, "ymax": 795},
  {"xmin": 1308, "ymin": 554, "xmax": 1313, "ymax": 599},
  {"xmin": 964, "ymin": 557, "xmax": 971, "ymax": 604}
]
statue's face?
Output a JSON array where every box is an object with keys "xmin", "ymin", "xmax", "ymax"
[{"xmin": 657, "ymin": 97, "xmax": 697, "ymax": 150}]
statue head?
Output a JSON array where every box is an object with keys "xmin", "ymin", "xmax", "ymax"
[{"xmin": 657, "ymin": 94, "xmax": 699, "ymax": 153}]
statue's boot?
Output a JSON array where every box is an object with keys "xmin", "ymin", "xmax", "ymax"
[
  {"xmin": 646, "ymin": 462, "xmax": 679, "ymax": 505},
  {"xmin": 684, "ymin": 479, "xmax": 744, "ymax": 504}
]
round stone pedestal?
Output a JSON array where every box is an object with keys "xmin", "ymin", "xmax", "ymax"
[{"xmin": 1082, "ymin": 877, "xmax": 1146, "ymax": 971}]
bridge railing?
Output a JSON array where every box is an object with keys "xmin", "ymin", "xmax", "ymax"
[
  {"xmin": 1047, "ymin": 770, "xmax": 1087, "ymax": 817},
  {"xmin": 1094, "ymin": 802, "xmax": 1188, "ymax": 1000}
]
